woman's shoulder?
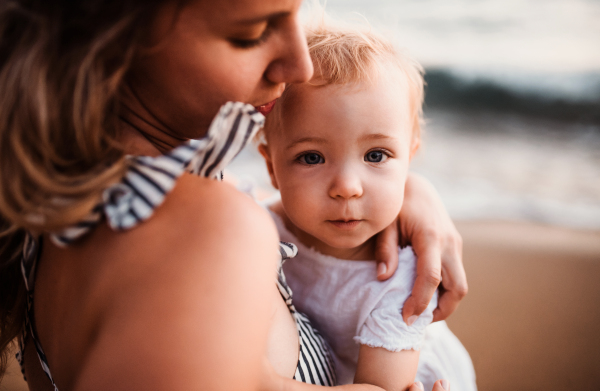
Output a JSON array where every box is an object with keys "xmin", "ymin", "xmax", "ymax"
[
  {"xmin": 94, "ymin": 173, "xmax": 279, "ymax": 280},
  {"xmin": 64, "ymin": 174, "xmax": 279, "ymax": 390},
  {"xmin": 159, "ymin": 173, "xmax": 276, "ymax": 233},
  {"xmin": 63, "ymin": 173, "xmax": 281, "ymax": 329}
]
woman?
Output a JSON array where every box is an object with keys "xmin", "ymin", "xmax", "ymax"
[{"xmin": 0, "ymin": 0, "xmax": 465, "ymax": 390}]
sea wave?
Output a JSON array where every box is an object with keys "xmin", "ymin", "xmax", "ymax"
[{"xmin": 424, "ymin": 68, "xmax": 600, "ymax": 125}]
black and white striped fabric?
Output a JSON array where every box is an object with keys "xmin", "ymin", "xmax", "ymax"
[
  {"xmin": 51, "ymin": 102, "xmax": 264, "ymax": 246},
  {"xmin": 278, "ymin": 242, "xmax": 337, "ymax": 386},
  {"xmin": 17, "ymin": 101, "xmax": 337, "ymax": 388}
]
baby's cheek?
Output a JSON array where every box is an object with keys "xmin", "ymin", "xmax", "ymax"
[
  {"xmin": 367, "ymin": 180, "xmax": 405, "ymax": 227},
  {"xmin": 280, "ymin": 184, "xmax": 320, "ymax": 226}
]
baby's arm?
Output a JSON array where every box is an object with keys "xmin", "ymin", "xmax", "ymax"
[
  {"xmin": 354, "ymin": 346, "xmax": 420, "ymax": 391},
  {"xmin": 260, "ymin": 357, "xmax": 384, "ymax": 391},
  {"xmin": 263, "ymin": 360, "xmax": 430, "ymax": 391},
  {"xmin": 352, "ymin": 247, "xmax": 437, "ymax": 391}
]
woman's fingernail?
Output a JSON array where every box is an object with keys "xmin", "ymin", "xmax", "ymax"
[
  {"xmin": 414, "ymin": 381, "xmax": 424, "ymax": 390},
  {"xmin": 407, "ymin": 315, "xmax": 418, "ymax": 326},
  {"xmin": 377, "ymin": 263, "xmax": 387, "ymax": 276},
  {"xmin": 441, "ymin": 379, "xmax": 450, "ymax": 390}
]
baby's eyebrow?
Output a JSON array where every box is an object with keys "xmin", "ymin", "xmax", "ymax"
[
  {"xmin": 286, "ymin": 137, "xmax": 329, "ymax": 150},
  {"xmin": 359, "ymin": 133, "xmax": 398, "ymax": 141}
]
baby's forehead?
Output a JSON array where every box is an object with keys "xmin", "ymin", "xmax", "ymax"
[
  {"xmin": 273, "ymin": 79, "xmax": 411, "ymax": 141},
  {"xmin": 291, "ymin": 66, "xmax": 405, "ymax": 112},
  {"xmin": 262, "ymin": 59, "xmax": 420, "ymax": 146},
  {"xmin": 285, "ymin": 67, "xmax": 409, "ymax": 117}
]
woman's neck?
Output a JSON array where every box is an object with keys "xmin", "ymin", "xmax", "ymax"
[{"xmin": 117, "ymin": 82, "xmax": 190, "ymax": 156}]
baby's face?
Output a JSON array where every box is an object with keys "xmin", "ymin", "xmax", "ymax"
[{"xmin": 263, "ymin": 74, "xmax": 418, "ymax": 258}]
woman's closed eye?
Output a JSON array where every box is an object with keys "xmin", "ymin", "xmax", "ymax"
[
  {"xmin": 229, "ymin": 25, "xmax": 273, "ymax": 49},
  {"xmin": 364, "ymin": 149, "xmax": 390, "ymax": 163},
  {"xmin": 297, "ymin": 152, "xmax": 324, "ymax": 165}
]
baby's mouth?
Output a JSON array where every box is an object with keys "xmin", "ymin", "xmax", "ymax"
[{"xmin": 327, "ymin": 219, "xmax": 363, "ymax": 230}]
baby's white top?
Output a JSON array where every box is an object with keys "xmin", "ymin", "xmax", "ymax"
[{"xmin": 270, "ymin": 210, "xmax": 438, "ymax": 385}]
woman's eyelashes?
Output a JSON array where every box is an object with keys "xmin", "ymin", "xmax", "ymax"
[
  {"xmin": 229, "ymin": 26, "xmax": 273, "ymax": 49},
  {"xmin": 364, "ymin": 149, "xmax": 390, "ymax": 163},
  {"xmin": 297, "ymin": 152, "xmax": 324, "ymax": 165}
]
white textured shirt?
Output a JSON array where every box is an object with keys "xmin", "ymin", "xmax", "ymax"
[{"xmin": 272, "ymin": 210, "xmax": 477, "ymax": 390}]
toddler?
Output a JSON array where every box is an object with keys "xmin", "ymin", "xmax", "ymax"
[{"xmin": 258, "ymin": 23, "xmax": 477, "ymax": 391}]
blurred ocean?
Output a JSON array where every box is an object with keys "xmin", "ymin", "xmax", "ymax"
[{"xmin": 229, "ymin": 0, "xmax": 600, "ymax": 229}]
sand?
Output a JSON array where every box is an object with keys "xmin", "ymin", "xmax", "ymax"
[
  {"xmin": 447, "ymin": 220, "xmax": 600, "ymax": 391},
  {"xmin": 2, "ymin": 220, "xmax": 599, "ymax": 391}
]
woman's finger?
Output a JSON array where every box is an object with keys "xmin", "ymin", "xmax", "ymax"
[
  {"xmin": 374, "ymin": 221, "xmax": 399, "ymax": 281},
  {"xmin": 398, "ymin": 173, "xmax": 467, "ymax": 322},
  {"xmin": 401, "ymin": 234, "xmax": 442, "ymax": 323},
  {"xmin": 433, "ymin": 242, "xmax": 468, "ymax": 321}
]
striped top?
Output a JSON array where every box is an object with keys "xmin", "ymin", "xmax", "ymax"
[
  {"xmin": 16, "ymin": 102, "xmax": 335, "ymax": 389},
  {"xmin": 278, "ymin": 243, "xmax": 337, "ymax": 385}
]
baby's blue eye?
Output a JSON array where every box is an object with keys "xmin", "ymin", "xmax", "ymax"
[
  {"xmin": 300, "ymin": 153, "xmax": 324, "ymax": 165},
  {"xmin": 365, "ymin": 150, "xmax": 386, "ymax": 163}
]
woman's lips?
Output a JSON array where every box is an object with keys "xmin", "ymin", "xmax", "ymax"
[
  {"xmin": 256, "ymin": 99, "xmax": 277, "ymax": 115},
  {"xmin": 327, "ymin": 220, "xmax": 362, "ymax": 230}
]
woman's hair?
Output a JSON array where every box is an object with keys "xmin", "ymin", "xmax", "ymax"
[
  {"xmin": 262, "ymin": 14, "xmax": 424, "ymax": 143},
  {"xmin": 0, "ymin": 0, "xmax": 166, "ymax": 379}
]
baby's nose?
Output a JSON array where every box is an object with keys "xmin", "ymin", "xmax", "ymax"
[{"xmin": 328, "ymin": 169, "xmax": 363, "ymax": 199}]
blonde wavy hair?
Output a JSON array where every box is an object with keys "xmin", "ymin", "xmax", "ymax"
[
  {"xmin": 262, "ymin": 12, "xmax": 424, "ymax": 142},
  {"xmin": 0, "ymin": 0, "xmax": 167, "ymax": 379}
]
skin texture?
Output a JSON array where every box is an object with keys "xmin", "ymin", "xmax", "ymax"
[
  {"xmin": 21, "ymin": 0, "xmax": 458, "ymax": 389},
  {"xmin": 261, "ymin": 75, "xmax": 419, "ymax": 262},
  {"xmin": 25, "ymin": 1, "xmax": 311, "ymax": 390},
  {"xmin": 260, "ymin": 73, "xmax": 422, "ymax": 390},
  {"xmin": 394, "ymin": 175, "xmax": 468, "ymax": 323},
  {"xmin": 118, "ymin": 0, "xmax": 467, "ymax": 325},
  {"xmin": 354, "ymin": 346, "xmax": 420, "ymax": 391},
  {"xmin": 121, "ymin": 0, "xmax": 313, "ymax": 153}
]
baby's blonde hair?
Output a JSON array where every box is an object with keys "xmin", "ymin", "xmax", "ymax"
[{"xmin": 263, "ymin": 17, "xmax": 425, "ymax": 142}]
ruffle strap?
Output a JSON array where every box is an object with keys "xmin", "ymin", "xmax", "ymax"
[{"xmin": 49, "ymin": 102, "xmax": 264, "ymax": 247}]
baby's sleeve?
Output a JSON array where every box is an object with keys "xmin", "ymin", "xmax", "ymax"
[{"xmin": 353, "ymin": 248, "xmax": 438, "ymax": 352}]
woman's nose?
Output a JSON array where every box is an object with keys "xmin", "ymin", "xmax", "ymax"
[
  {"xmin": 328, "ymin": 168, "xmax": 364, "ymax": 200},
  {"xmin": 264, "ymin": 16, "xmax": 314, "ymax": 84}
]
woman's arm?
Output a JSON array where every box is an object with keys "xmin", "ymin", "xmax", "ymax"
[
  {"xmin": 72, "ymin": 176, "xmax": 280, "ymax": 390},
  {"xmin": 375, "ymin": 173, "xmax": 468, "ymax": 323}
]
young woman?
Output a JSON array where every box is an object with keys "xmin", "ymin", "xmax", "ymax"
[{"xmin": 0, "ymin": 1, "xmax": 465, "ymax": 390}]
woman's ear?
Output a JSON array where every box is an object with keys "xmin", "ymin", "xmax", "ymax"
[{"xmin": 258, "ymin": 143, "xmax": 279, "ymax": 190}]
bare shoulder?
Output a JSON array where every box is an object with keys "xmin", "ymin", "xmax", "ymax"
[
  {"xmin": 100, "ymin": 173, "xmax": 279, "ymax": 270},
  {"xmin": 73, "ymin": 175, "xmax": 279, "ymax": 390},
  {"xmin": 158, "ymin": 173, "xmax": 277, "ymax": 241}
]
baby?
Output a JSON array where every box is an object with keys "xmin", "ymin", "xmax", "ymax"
[{"xmin": 258, "ymin": 23, "xmax": 477, "ymax": 391}]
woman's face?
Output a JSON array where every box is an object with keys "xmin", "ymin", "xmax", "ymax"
[{"xmin": 127, "ymin": 0, "xmax": 313, "ymax": 139}]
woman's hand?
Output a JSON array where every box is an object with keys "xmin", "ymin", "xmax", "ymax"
[{"xmin": 375, "ymin": 173, "xmax": 468, "ymax": 323}]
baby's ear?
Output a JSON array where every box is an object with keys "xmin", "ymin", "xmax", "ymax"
[
  {"xmin": 409, "ymin": 135, "xmax": 421, "ymax": 160},
  {"xmin": 257, "ymin": 143, "xmax": 279, "ymax": 190}
]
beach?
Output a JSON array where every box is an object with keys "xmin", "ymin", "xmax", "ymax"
[
  {"xmin": 449, "ymin": 220, "xmax": 600, "ymax": 391},
  {"xmin": 3, "ymin": 220, "xmax": 599, "ymax": 391},
  {"xmin": 1, "ymin": 0, "xmax": 598, "ymax": 389}
]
